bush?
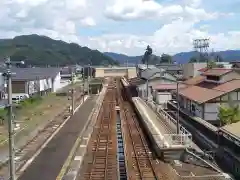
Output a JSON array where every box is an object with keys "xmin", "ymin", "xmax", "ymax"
[
  {"xmin": 19, "ymin": 96, "xmax": 43, "ymax": 108},
  {"xmin": 0, "ymin": 109, "xmax": 7, "ymax": 125}
]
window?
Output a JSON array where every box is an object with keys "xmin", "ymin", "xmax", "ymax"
[{"xmin": 206, "ymin": 75, "xmax": 220, "ymax": 81}]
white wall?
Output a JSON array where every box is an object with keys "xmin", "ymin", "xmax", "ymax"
[
  {"xmin": 155, "ymin": 92, "xmax": 172, "ymax": 104},
  {"xmin": 52, "ymin": 72, "xmax": 61, "ymax": 92},
  {"xmin": 0, "ymin": 73, "xmax": 5, "ymax": 86},
  {"xmin": 26, "ymin": 81, "xmax": 36, "ymax": 94},
  {"xmin": 40, "ymin": 79, "xmax": 50, "ymax": 91},
  {"xmin": 204, "ymin": 103, "xmax": 219, "ymax": 121},
  {"xmin": 183, "ymin": 63, "xmax": 207, "ymax": 79}
]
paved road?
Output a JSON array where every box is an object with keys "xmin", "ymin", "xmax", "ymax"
[{"xmin": 18, "ymin": 95, "xmax": 98, "ymax": 180}]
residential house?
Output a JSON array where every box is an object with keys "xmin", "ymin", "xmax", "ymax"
[
  {"xmin": 183, "ymin": 62, "xmax": 207, "ymax": 79},
  {"xmin": 136, "ymin": 64, "xmax": 155, "ymax": 77},
  {"xmin": 156, "ymin": 63, "xmax": 183, "ymax": 76},
  {"xmin": 9, "ymin": 67, "xmax": 61, "ymax": 95},
  {"xmin": 177, "ymin": 68, "xmax": 240, "ymax": 125},
  {"xmin": 152, "ymin": 83, "xmax": 186, "ymax": 105},
  {"xmin": 130, "ymin": 66, "xmax": 177, "ymax": 99},
  {"xmin": 231, "ymin": 62, "xmax": 240, "ymax": 68}
]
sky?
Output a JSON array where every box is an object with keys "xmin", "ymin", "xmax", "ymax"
[{"xmin": 0, "ymin": 0, "xmax": 240, "ymax": 56}]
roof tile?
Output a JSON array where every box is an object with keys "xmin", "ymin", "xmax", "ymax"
[
  {"xmin": 178, "ymin": 86, "xmax": 224, "ymax": 104},
  {"xmin": 201, "ymin": 68, "xmax": 233, "ymax": 76},
  {"xmin": 183, "ymin": 75, "xmax": 205, "ymax": 85},
  {"xmin": 213, "ymin": 79, "xmax": 240, "ymax": 92},
  {"xmin": 153, "ymin": 83, "xmax": 186, "ymax": 90}
]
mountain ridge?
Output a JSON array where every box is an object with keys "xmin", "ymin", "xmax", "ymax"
[
  {"xmin": 104, "ymin": 50, "xmax": 240, "ymax": 64},
  {"xmin": 0, "ymin": 34, "xmax": 119, "ymax": 66}
]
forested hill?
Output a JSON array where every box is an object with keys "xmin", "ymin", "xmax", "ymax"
[{"xmin": 0, "ymin": 34, "xmax": 118, "ymax": 66}]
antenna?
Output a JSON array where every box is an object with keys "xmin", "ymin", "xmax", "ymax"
[{"xmin": 193, "ymin": 38, "xmax": 210, "ymax": 63}]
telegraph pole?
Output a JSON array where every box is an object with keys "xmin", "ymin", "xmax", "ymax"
[
  {"xmin": 2, "ymin": 58, "xmax": 24, "ymax": 180},
  {"xmin": 176, "ymin": 81, "xmax": 180, "ymax": 134},
  {"xmin": 6, "ymin": 60, "xmax": 15, "ymax": 180},
  {"xmin": 71, "ymin": 69, "xmax": 74, "ymax": 115},
  {"xmin": 82, "ymin": 66, "xmax": 85, "ymax": 102},
  {"xmin": 87, "ymin": 66, "xmax": 89, "ymax": 95}
]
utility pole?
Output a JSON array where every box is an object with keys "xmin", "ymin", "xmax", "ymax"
[
  {"xmin": 176, "ymin": 81, "xmax": 180, "ymax": 134},
  {"xmin": 87, "ymin": 66, "xmax": 89, "ymax": 95},
  {"xmin": 71, "ymin": 69, "xmax": 74, "ymax": 116},
  {"xmin": 82, "ymin": 66, "xmax": 85, "ymax": 102},
  {"xmin": 2, "ymin": 58, "xmax": 24, "ymax": 180},
  {"xmin": 6, "ymin": 59, "xmax": 15, "ymax": 180}
]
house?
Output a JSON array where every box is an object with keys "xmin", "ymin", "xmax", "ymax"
[
  {"xmin": 177, "ymin": 68, "xmax": 240, "ymax": 125},
  {"xmin": 136, "ymin": 64, "xmax": 155, "ymax": 77},
  {"xmin": 5, "ymin": 67, "xmax": 62, "ymax": 96},
  {"xmin": 231, "ymin": 62, "xmax": 240, "ymax": 68},
  {"xmin": 156, "ymin": 63, "xmax": 183, "ymax": 76},
  {"xmin": 130, "ymin": 67, "xmax": 177, "ymax": 99},
  {"xmin": 152, "ymin": 83, "xmax": 186, "ymax": 105},
  {"xmin": 183, "ymin": 62, "xmax": 207, "ymax": 79},
  {"xmin": 60, "ymin": 66, "xmax": 75, "ymax": 80}
]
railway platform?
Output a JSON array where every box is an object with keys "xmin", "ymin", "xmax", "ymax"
[
  {"xmin": 133, "ymin": 97, "xmax": 192, "ymax": 146},
  {"xmin": 17, "ymin": 95, "xmax": 98, "ymax": 180}
]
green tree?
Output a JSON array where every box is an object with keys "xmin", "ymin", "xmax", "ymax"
[
  {"xmin": 207, "ymin": 60, "xmax": 217, "ymax": 69},
  {"xmin": 189, "ymin": 57, "xmax": 197, "ymax": 63},
  {"xmin": 218, "ymin": 103, "xmax": 240, "ymax": 126},
  {"xmin": 215, "ymin": 55, "xmax": 223, "ymax": 62},
  {"xmin": 0, "ymin": 34, "xmax": 119, "ymax": 66},
  {"xmin": 142, "ymin": 45, "xmax": 153, "ymax": 65},
  {"xmin": 160, "ymin": 53, "xmax": 172, "ymax": 64}
]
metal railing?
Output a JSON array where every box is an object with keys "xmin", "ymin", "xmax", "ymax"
[
  {"xmin": 145, "ymin": 99, "xmax": 192, "ymax": 148},
  {"xmin": 163, "ymin": 134, "xmax": 192, "ymax": 147}
]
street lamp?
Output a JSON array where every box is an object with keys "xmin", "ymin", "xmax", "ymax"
[{"xmin": 2, "ymin": 57, "xmax": 24, "ymax": 180}]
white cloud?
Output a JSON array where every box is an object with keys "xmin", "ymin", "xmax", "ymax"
[
  {"xmin": 105, "ymin": 0, "xmax": 184, "ymax": 21},
  {"xmin": 0, "ymin": 0, "xmax": 238, "ymax": 57},
  {"xmin": 85, "ymin": 18, "xmax": 240, "ymax": 55},
  {"xmin": 184, "ymin": 0, "xmax": 202, "ymax": 8},
  {"xmin": 81, "ymin": 17, "xmax": 96, "ymax": 27}
]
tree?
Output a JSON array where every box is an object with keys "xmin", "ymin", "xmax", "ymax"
[
  {"xmin": 189, "ymin": 57, "xmax": 197, "ymax": 63},
  {"xmin": 0, "ymin": 34, "xmax": 119, "ymax": 66},
  {"xmin": 215, "ymin": 54, "xmax": 223, "ymax": 62},
  {"xmin": 142, "ymin": 45, "xmax": 152, "ymax": 63},
  {"xmin": 218, "ymin": 103, "xmax": 240, "ymax": 126},
  {"xmin": 160, "ymin": 53, "xmax": 172, "ymax": 64},
  {"xmin": 142, "ymin": 45, "xmax": 153, "ymax": 66},
  {"xmin": 207, "ymin": 60, "xmax": 217, "ymax": 69}
]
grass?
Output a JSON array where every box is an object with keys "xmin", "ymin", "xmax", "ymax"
[{"xmin": 0, "ymin": 82, "xmax": 83, "ymax": 147}]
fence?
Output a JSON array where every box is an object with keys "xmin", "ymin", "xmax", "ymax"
[{"xmin": 145, "ymin": 99, "xmax": 192, "ymax": 148}]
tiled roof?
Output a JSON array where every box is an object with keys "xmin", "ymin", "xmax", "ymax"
[
  {"xmin": 140, "ymin": 67, "xmax": 165, "ymax": 80},
  {"xmin": 178, "ymin": 86, "xmax": 224, "ymax": 104},
  {"xmin": 153, "ymin": 83, "xmax": 186, "ymax": 90},
  {"xmin": 156, "ymin": 64, "xmax": 182, "ymax": 71},
  {"xmin": 183, "ymin": 75, "xmax": 205, "ymax": 85},
  {"xmin": 11, "ymin": 67, "xmax": 61, "ymax": 81},
  {"xmin": 201, "ymin": 68, "xmax": 233, "ymax": 76},
  {"xmin": 198, "ymin": 67, "xmax": 208, "ymax": 72},
  {"xmin": 128, "ymin": 77, "xmax": 146, "ymax": 86},
  {"xmin": 179, "ymin": 79, "xmax": 240, "ymax": 104},
  {"xmin": 213, "ymin": 79, "xmax": 240, "ymax": 92},
  {"xmin": 196, "ymin": 81, "xmax": 219, "ymax": 89}
]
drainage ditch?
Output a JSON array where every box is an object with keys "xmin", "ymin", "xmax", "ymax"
[{"xmin": 116, "ymin": 109, "xmax": 127, "ymax": 180}]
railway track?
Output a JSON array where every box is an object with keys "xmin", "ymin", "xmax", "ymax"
[
  {"xmin": 0, "ymin": 93, "xmax": 84, "ymax": 178},
  {"xmin": 80, "ymin": 79, "xmax": 118, "ymax": 180},
  {"xmin": 118, "ymin": 80, "xmax": 176, "ymax": 180}
]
